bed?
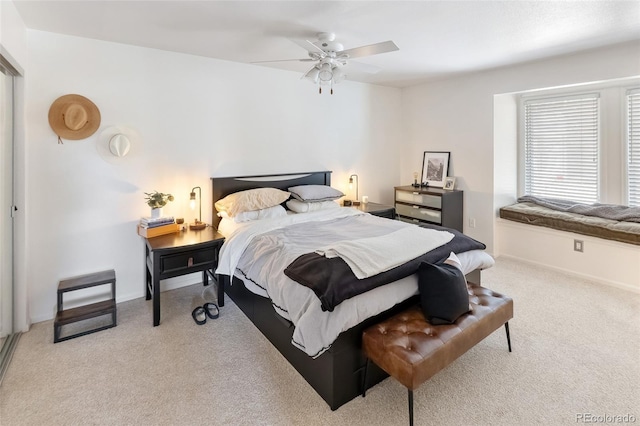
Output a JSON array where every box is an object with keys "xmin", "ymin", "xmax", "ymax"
[{"xmin": 211, "ymin": 171, "xmax": 494, "ymax": 410}]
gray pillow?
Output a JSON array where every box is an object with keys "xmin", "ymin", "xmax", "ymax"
[{"xmin": 287, "ymin": 185, "xmax": 345, "ymax": 202}]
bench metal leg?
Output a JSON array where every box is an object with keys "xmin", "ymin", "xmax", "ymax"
[
  {"xmin": 408, "ymin": 389, "xmax": 414, "ymax": 426},
  {"xmin": 505, "ymin": 322, "xmax": 512, "ymax": 352},
  {"xmin": 361, "ymin": 358, "xmax": 370, "ymax": 397}
]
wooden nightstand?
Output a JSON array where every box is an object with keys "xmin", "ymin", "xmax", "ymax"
[
  {"xmin": 142, "ymin": 227, "xmax": 225, "ymax": 326},
  {"xmin": 353, "ymin": 202, "xmax": 396, "ymax": 219}
]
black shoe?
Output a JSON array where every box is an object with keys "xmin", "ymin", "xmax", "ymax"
[
  {"xmin": 203, "ymin": 302, "xmax": 219, "ymax": 319},
  {"xmin": 192, "ymin": 306, "xmax": 207, "ymax": 325}
]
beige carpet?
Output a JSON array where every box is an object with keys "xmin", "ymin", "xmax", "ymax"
[{"xmin": 0, "ymin": 257, "xmax": 638, "ymax": 425}]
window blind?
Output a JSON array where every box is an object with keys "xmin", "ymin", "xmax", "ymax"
[
  {"xmin": 628, "ymin": 89, "xmax": 640, "ymax": 207},
  {"xmin": 524, "ymin": 94, "xmax": 599, "ymax": 204}
]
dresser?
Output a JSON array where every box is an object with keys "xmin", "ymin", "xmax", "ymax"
[{"xmin": 394, "ymin": 186, "xmax": 463, "ymax": 232}]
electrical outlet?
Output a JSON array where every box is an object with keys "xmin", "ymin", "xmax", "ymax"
[
  {"xmin": 574, "ymin": 239, "xmax": 584, "ymax": 252},
  {"xmin": 469, "ymin": 218, "xmax": 476, "ymax": 228}
]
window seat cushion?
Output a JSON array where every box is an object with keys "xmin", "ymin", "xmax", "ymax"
[{"xmin": 499, "ymin": 202, "xmax": 640, "ymax": 246}]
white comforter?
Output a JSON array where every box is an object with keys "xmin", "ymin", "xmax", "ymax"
[{"xmin": 216, "ymin": 208, "xmax": 494, "ymax": 357}]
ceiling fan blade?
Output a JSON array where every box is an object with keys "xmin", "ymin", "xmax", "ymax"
[
  {"xmin": 341, "ymin": 40, "xmax": 399, "ymax": 59},
  {"xmin": 251, "ymin": 58, "xmax": 315, "ymax": 64},
  {"xmin": 345, "ymin": 60, "xmax": 382, "ymax": 75},
  {"xmin": 290, "ymin": 38, "xmax": 326, "ymax": 56}
]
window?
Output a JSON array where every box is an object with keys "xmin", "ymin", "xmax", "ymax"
[
  {"xmin": 628, "ymin": 89, "xmax": 640, "ymax": 207},
  {"xmin": 523, "ymin": 94, "xmax": 599, "ymax": 204}
]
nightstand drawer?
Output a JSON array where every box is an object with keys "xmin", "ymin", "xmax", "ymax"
[
  {"xmin": 160, "ymin": 248, "xmax": 216, "ymax": 274},
  {"xmin": 395, "ymin": 203, "xmax": 442, "ymax": 224},
  {"xmin": 394, "ymin": 190, "xmax": 441, "ymax": 209}
]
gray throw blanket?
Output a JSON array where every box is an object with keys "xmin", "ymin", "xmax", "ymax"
[
  {"xmin": 284, "ymin": 224, "xmax": 485, "ymax": 312},
  {"xmin": 518, "ymin": 195, "xmax": 640, "ymax": 223}
]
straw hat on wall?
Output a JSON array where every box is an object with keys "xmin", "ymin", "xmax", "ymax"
[{"xmin": 48, "ymin": 94, "xmax": 101, "ymax": 143}]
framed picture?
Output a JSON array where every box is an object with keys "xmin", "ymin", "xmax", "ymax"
[
  {"xmin": 443, "ymin": 177, "xmax": 456, "ymax": 190},
  {"xmin": 421, "ymin": 151, "xmax": 450, "ymax": 187}
]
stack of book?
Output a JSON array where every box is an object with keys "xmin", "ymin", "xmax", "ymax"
[{"xmin": 137, "ymin": 216, "xmax": 180, "ymax": 238}]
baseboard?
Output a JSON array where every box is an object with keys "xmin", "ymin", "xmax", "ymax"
[{"xmin": 115, "ymin": 273, "xmax": 202, "ymax": 304}]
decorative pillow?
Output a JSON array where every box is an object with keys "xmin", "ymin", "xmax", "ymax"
[
  {"xmin": 214, "ymin": 188, "xmax": 290, "ymax": 217},
  {"xmin": 417, "ymin": 252, "xmax": 470, "ymax": 325},
  {"xmin": 287, "ymin": 185, "xmax": 345, "ymax": 202},
  {"xmin": 286, "ymin": 199, "xmax": 340, "ymax": 213}
]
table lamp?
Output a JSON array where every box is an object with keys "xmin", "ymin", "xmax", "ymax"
[
  {"xmin": 349, "ymin": 174, "xmax": 360, "ymax": 206},
  {"xmin": 189, "ymin": 186, "xmax": 207, "ymax": 230}
]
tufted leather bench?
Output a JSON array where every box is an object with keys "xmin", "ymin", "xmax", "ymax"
[{"xmin": 361, "ymin": 282, "xmax": 513, "ymax": 426}]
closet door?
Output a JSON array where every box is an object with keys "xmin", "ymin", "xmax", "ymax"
[{"xmin": 0, "ymin": 64, "xmax": 14, "ymax": 340}]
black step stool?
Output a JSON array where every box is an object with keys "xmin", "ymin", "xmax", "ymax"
[{"xmin": 54, "ymin": 269, "xmax": 117, "ymax": 343}]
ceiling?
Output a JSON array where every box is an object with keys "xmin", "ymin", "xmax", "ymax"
[{"xmin": 12, "ymin": 1, "xmax": 640, "ymax": 88}]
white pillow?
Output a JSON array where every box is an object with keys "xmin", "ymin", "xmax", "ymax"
[
  {"xmin": 217, "ymin": 217, "xmax": 239, "ymax": 237},
  {"xmin": 287, "ymin": 185, "xmax": 344, "ymax": 202},
  {"xmin": 443, "ymin": 252, "xmax": 472, "ymax": 311},
  {"xmin": 214, "ymin": 188, "xmax": 290, "ymax": 217},
  {"xmin": 286, "ymin": 199, "xmax": 340, "ymax": 213},
  {"xmin": 443, "ymin": 252, "xmax": 463, "ymax": 272},
  {"xmin": 218, "ymin": 205, "xmax": 287, "ymax": 223}
]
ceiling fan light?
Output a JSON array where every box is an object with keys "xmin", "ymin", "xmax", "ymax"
[
  {"xmin": 332, "ymin": 67, "xmax": 345, "ymax": 84},
  {"xmin": 304, "ymin": 67, "xmax": 320, "ymax": 84},
  {"xmin": 318, "ymin": 63, "xmax": 333, "ymax": 81}
]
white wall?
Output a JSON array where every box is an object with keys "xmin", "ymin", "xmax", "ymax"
[
  {"xmin": 496, "ymin": 219, "xmax": 640, "ymax": 292},
  {"xmin": 0, "ymin": 0, "xmax": 27, "ymax": 67},
  {"xmin": 402, "ymin": 41, "xmax": 640, "ymax": 254},
  {"xmin": 24, "ymin": 30, "xmax": 403, "ymax": 323}
]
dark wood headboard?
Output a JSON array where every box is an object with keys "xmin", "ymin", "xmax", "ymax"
[{"xmin": 210, "ymin": 171, "xmax": 332, "ymax": 228}]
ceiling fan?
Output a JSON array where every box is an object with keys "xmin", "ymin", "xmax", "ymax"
[{"xmin": 252, "ymin": 32, "xmax": 399, "ymax": 94}]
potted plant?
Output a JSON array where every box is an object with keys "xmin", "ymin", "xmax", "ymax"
[{"xmin": 145, "ymin": 191, "xmax": 174, "ymax": 217}]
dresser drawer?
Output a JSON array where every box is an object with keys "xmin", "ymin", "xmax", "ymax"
[
  {"xmin": 395, "ymin": 203, "xmax": 442, "ymax": 224},
  {"xmin": 160, "ymin": 248, "xmax": 216, "ymax": 274},
  {"xmin": 394, "ymin": 190, "xmax": 442, "ymax": 209}
]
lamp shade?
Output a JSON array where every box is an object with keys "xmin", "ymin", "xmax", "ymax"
[
  {"xmin": 304, "ymin": 67, "xmax": 320, "ymax": 84},
  {"xmin": 318, "ymin": 63, "xmax": 333, "ymax": 82},
  {"xmin": 332, "ymin": 67, "xmax": 345, "ymax": 84}
]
